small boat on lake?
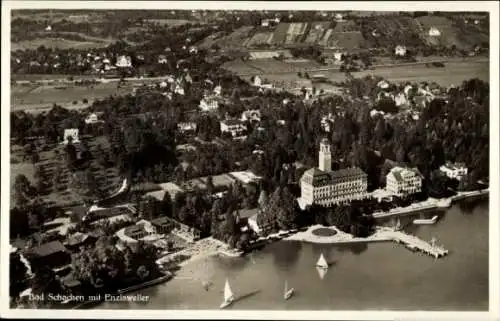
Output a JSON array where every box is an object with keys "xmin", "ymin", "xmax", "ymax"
[
  {"xmin": 316, "ymin": 253, "xmax": 329, "ymax": 270},
  {"xmin": 413, "ymin": 215, "xmax": 439, "ymax": 225},
  {"xmin": 284, "ymin": 280, "xmax": 294, "ymax": 300},
  {"xmin": 219, "ymin": 279, "xmax": 235, "ymax": 309}
]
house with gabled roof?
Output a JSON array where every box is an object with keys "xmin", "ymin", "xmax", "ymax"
[{"xmin": 386, "ymin": 166, "xmax": 423, "ymax": 198}]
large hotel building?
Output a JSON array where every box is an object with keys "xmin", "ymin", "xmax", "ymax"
[{"xmin": 300, "ymin": 138, "xmax": 368, "ymax": 207}]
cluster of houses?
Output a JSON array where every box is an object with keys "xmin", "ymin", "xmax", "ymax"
[{"xmin": 297, "ymin": 139, "xmax": 469, "ymax": 211}]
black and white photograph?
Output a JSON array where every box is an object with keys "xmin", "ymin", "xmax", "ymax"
[{"xmin": 1, "ymin": 1, "xmax": 499, "ymax": 320}]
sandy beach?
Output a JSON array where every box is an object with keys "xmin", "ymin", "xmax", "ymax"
[{"xmin": 156, "ymin": 237, "xmax": 229, "ymax": 268}]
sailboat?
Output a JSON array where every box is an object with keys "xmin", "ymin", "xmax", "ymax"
[
  {"xmin": 316, "ymin": 253, "xmax": 329, "ymax": 270},
  {"xmin": 284, "ymin": 280, "xmax": 294, "ymax": 300},
  {"xmin": 395, "ymin": 217, "xmax": 401, "ymax": 230},
  {"xmin": 219, "ymin": 279, "xmax": 235, "ymax": 309},
  {"xmin": 430, "ymin": 236, "xmax": 437, "ymax": 247}
]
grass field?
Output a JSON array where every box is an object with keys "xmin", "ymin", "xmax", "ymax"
[
  {"xmin": 144, "ymin": 19, "xmax": 199, "ymax": 26},
  {"xmin": 11, "ymin": 74, "xmax": 99, "ymax": 82},
  {"xmin": 415, "ymin": 16, "xmax": 488, "ymax": 49},
  {"xmin": 228, "ymin": 58, "xmax": 488, "ymax": 89},
  {"xmin": 352, "ymin": 60, "xmax": 489, "ymax": 86},
  {"xmin": 11, "ymin": 38, "xmax": 111, "ymax": 51},
  {"xmin": 197, "ymin": 26, "xmax": 253, "ymax": 50},
  {"xmin": 11, "ymin": 82, "xmax": 134, "ymax": 111}
]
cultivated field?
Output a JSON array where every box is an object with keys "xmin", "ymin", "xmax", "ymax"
[
  {"xmin": 416, "ymin": 16, "xmax": 488, "ymax": 49},
  {"xmin": 144, "ymin": 19, "xmax": 199, "ymax": 26},
  {"xmin": 223, "ymin": 58, "xmax": 324, "ymax": 75},
  {"xmin": 227, "ymin": 58, "xmax": 488, "ymax": 88},
  {"xmin": 11, "ymin": 82, "xmax": 135, "ymax": 112},
  {"xmin": 197, "ymin": 26, "xmax": 253, "ymax": 50},
  {"xmin": 11, "ymin": 38, "xmax": 111, "ymax": 51},
  {"xmin": 352, "ymin": 60, "xmax": 489, "ymax": 86}
]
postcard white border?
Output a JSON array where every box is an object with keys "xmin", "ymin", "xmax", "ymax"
[{"xmin": 1, "ymin": 1, "xmax": 499, "ymax": 320}]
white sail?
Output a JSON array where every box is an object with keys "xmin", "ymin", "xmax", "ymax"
[
  {"xmin": 316, "ymin": 253, "xmax": 328, "ymax": 269},
  {"xmin": 316, "ymin": 267, "xmax": 327, "ymax": 279},
  {"xmin": 430, "ymin": 237, "xmax": 437, "ymax": 247},
  {"xmin": 284, "ymin": 281, "xmax": 288, "ymax": 295},
  {"xmin": 396, "ymin": 218, "xmax": 401, "ymax": 229},
  {"xmin": 224, "ymin": 279, "xmax": 234, "ymax": 302}
]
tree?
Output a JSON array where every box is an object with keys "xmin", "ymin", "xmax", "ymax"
[
  {"xmin": 30, "ymin": 265, "xmax": 62, "ymax": 304},
  {"xmin": 10, "ymin": 252, "xmax": 29, "ymax": 299},
  {"xmin": 162, "ymin": 191, "xmax": 173, "ymax": 217},
  {"xmin": 13, "ymin": 174, "xmax": 33, "ymax": 207},
  {"xmin": 258, "ymin": 189, "xmax": 269, "ymax": 209}
]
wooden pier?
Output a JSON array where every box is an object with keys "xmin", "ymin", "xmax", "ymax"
[{"xmin": 381, "ymin": 228, "xmax": 449, "ymax": 258}]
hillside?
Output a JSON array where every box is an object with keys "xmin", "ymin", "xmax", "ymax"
[{"xmin": 199, "ymin": 13, "xmax": 488, "ymax": 52}]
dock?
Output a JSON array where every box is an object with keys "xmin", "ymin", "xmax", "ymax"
[{"xmin": 379, "ymin": 228, "xmax": 449, "ymax": 258}]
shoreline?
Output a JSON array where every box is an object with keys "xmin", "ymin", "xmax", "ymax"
[
  {"xmin": 372, "ymin": 189, "xmax": 489, "ymax": 219},
  {"xmin": 65, "ymin": 271, "xmax": 172, "ymax": 310},
  {"xmin": 156, "ymin": 237, "xmax": 229, "ymax": 268},
  {"xmin": 284, "ymin": 224, "xmax": 449, "ymax": 258}
]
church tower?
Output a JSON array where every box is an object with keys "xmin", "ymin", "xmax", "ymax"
[{"xmin": 318, "ymin": 138, "xmax": 332, "ymax": 172}]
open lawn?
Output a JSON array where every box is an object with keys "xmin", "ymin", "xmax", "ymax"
[
  {"xmin": 231, "ymin": 59, "xmax": 488, "ymax": 89},
  {"xmin": 144, "ymin": 19, "xmax": 200, "ymax": 26},
  {"xmin": 11, "ymin": 82, "xmax": 134, "ymax": 111},
  {"xmin": 352, "ymin": 60, "xmax": 489, "ymax": 86},
  {"xmin": 11, "ymin": 74, "xmax": 98, "ymax": 82},
  {"xmin": 11, "ymin": 38, "xmax": 111, "ymax": 51}
]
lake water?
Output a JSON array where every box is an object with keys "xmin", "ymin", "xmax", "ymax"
[{"xmin": 98, "ymin": 199, "xmax": 489, "ymax": 311}]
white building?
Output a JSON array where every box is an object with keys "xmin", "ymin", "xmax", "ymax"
[
  {"xmin": 299, "ymin": 139, "xmax": 368, "ymax": 208},
  {"xmin": 62, "ymin": 128, "xmax": 80, "ymax": 145},
  {"xmin": 440, "ymin": 163, "xmax": 468, "ymax": 181},
  {"xmin": 84, "ymin": 113, "xmax": 101, "ymax": 124},
  {"xmin": 220, "ymin": 119, "xmax": 247, "ymax": 137},
  {"xmin": 377, "ymin": 80, "xmax": 389, "ymax": 89},
  {"xmin": 241, "ymin": 109, "xmax": 261, "ymax": 122},
  {"xmin": 213, "ymin": 85, "xmax": 222, "ymax": 96},
  {"xmin": 333, "ymin": 51, "xmax": 344, "ymax": 61},
  {"xmin": 395, "ymin": 45, "xmax": 407, "ymax": 56},
  {"xmin": 199, "ymin": 96, "xmax": 219, "ymax": 111},
  {"xmin": 428, "ymin": 27, "xmax": 441, "ymax": 37},
  {"xmin": 115, "ymin": 55, "xmax": 132, "ymax": 68},
  {"xmin": 177, "ymin": 122, "xmax": 197, "ymax": 133},
  {"xmin": 174, "ymin": 84, "xmax": 185, "ymax": 95},
  {"xmin": 157, "ymin": 55, "xmax": 168, "ymax": 64},
  {"xmin": 320, "ymin": 113, "xmax": 336, "ymax": 132},
  {"xmin": 45, "ymin": 25, "xmax": 52, "ymax": 31},
  {"xmin": 253, "ymin": 76, "xmax": 262, "ymax": 87},
  {"xmin": 386, "ymin": 166, "xmax": 423, "ymax": 198},
  {"xmin": 394, "ymin": 92, "xmax": 408, "ymax": 107}
]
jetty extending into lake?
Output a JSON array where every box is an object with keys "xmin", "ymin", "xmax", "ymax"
[
  {"xmin": 286, "ymin": 225, "xmax": 449, "ymax": 259},
  {"xmin": 378, "ymin": 227, "xmax": 449, "ymax": 258}
]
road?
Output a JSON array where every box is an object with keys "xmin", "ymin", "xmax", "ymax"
[{"xmin": 12, "ymin": 57, "xmax": 488, "ymax": 85}]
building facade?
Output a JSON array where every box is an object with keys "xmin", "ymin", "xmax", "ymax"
[
  {"xmin": 199, "ymin": 96, "xmax": 219, "ymax": 111},
  {"xmin": 439, "ymin": 162, "xmax": 468, "ymax": 181},
  {"xmin": 386, "ymin": 166, "xmax": 423, "ymax": 198},
  {"xmin": 220, "ymin": 119, "xmax": 247, "ymax": 137},
  {"xmin": 300, "ymin": 139, "xmax": 368, "ymax": 207}
]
